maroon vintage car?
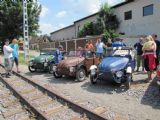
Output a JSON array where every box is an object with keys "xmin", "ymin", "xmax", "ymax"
[{"xmin": 53, "ymin": 50, "xmax": 100, "ymax": 81}]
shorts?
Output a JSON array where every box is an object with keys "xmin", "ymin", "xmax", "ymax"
[
  {"xmin": 96, "ymin": 53, "xmax": 103, "ymax": 59},
  {"xmin": 4, "ymin": 57, "xmax": 14, "ymax": 71},
  {"xmin": 14, "ymin": 57, "xmax": 19, "ymax": 66}
]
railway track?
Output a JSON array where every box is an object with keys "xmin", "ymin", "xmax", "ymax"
[{"xmin": 0, "ymin": 65, "xmax": 108, "ymax": 120}]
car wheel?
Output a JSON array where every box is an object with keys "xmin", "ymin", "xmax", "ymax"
[
  {"xmin": 53, "ymin": 71, "xmax": 62, "ymax": 78},
  {"xmin": 90, "ymin": 74, "xmax": 97, "ymax": 84},
  {"xmin": 76, "ymin": 68, "xmax": 86, "ymax": 82},
  {"xmin": 125, "ymin": 73, "xmax": 132, "ymax": 89},
  {"xmin": 28, "ymin": 66, "xmax": 36, "ymax": 72},
  {"xmin": 49, "ymin": 63, "xmax": 54, "ymax": 74}
]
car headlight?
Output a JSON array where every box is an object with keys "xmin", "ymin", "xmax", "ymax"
[
  {"xmin": 44, "ymin": 62, "xmax": 48, "ymax": 66},
  {"xmin": 29, "ymin": 61, "xmax": 33, "ymax": 66},
  {"xmin": 91, "ymin": 69, "xmax": 96, "ymax": 75},
  {"xmin": 53, "ymin": 66, "xmax": 57, "ymax": 71},
  {"xmin": 116, "ymin": 71, "xmax": 123, "ymax": 78},
  {"xmin": 69, "ymin": 67, "xmax": 75, "ymax": 72}
]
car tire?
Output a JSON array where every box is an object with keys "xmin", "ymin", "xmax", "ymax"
[
  {"xmin": 49, "ymin": 63, "xmax": 54, "ymax": 74},
  {"xmin": 125, "ymin": 73, "xmax": 132, "ymax": 89},
  {"xmin": 53, "ymin": 71, "xmax": 62, "ymax": 78},
  {"xmin": 28, "ymin": 66, "xmax": 36, "ymax": 72},
  {"xmin": 90, "ymin": 74, "xmax": 97, "ymax": 84},
  {"xmin": 76, "ymin": 68, "xmax": 86, "ymax": 82}
]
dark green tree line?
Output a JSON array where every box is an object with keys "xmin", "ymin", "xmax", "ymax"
[{"xmin": 0, "ymin": 0, "xmax": 41, "ymax": 41}]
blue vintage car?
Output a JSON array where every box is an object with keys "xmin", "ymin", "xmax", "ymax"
[{"xmin": 89, "ymin": 47, "xmax": 136, "ymax": 89}]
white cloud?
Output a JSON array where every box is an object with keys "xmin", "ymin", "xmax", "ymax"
[
  {"xmin": 58, "ymin": 23, "xmax": 66, "ymax": 28},
  {"xmin": 56, "ymin": 11, "xmax": 67, "ymax": 18},
  {"xmin": 39, "ymin": 23, "xmax": 56, "ymax": 35},
  {"xmin": 106, "ymin": 0, "xmax": 125, "ymax": 6},
  {"xmin": 60, "ymin": 0, "xmax": 100, "ymax": 14},
  {"xmin": 40, "ymin": 5, "xmax": 49, "ymax": 17}
]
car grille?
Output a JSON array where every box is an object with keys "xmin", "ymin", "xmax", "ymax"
[
  {"xmin": 57, "ymin": 67, "xmax": 70, "ymax": 75},
  {"xmin": 33, "ymin": 63, "xmax": 44, "ymax": 69}
]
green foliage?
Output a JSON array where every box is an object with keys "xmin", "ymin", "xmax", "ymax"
[
  {"xmin": 102, "ymin": 30, "xmax": 120, "ymax": 42},
  {"xmin": 78, "ymin": 3, "xmax": 120, "ymax": 42},
  {"xmin": 0, "ymin": 0, "xmax": 41, "ymax": 41}
]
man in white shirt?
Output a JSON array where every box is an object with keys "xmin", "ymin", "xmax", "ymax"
[
  {"xmin": 96, "ymin": 38, "xmax": 106, "ymax": 59},
  {"xmin": 3, "ymin": 39, "xmax": 13, "ymax": 78}
]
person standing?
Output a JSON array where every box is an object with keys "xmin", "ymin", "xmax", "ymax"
[
  {"xmin": 112, "ymin": 38, "xmax": 126, "ymax": 47},
  {"xmin": 152, "ymin": 34, "xmax": 160, "ymax": 68},
  {"xmin": 54, "ymin": 45, "xmax": 63, "ymax": 64},
  {"xmin": 10, "ymin": 39, "xmax": 20, "ymax": 73},
  {"xmin": 85, "ymin": 40, "xmax": 94, "ymax": 51},
  {"xmin": 96, "ymin": 38, "xmax": 106, "ymax": 59},
  {"xmin": 3, "ymin": 39, "xmax": 13, "ymax": 78},
  {"xmin": 106, "ymin": 38, "xmax": 112, "ymax": 47},
  {"xmin": 134, "ymin": 37, "xmax": 144, "ymax": 72},
  {"xmin": 142, "ymin": 35, "xmax": 156, "ymax": 82}
]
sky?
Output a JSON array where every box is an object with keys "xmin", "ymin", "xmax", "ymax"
[{"xmin": 38, "ymin": 0, "xmax": 124, "ymax": 35}]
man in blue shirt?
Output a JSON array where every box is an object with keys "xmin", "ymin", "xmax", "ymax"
[
  {"xmin": 10, "ymin": 39, "xmax": 20, "ymax": 73},
  {"xmin": 112, "ymin": 38, "xmax": 126, "ymax": 47},
  {"xmin": 53, "ymin": 45, "xmax": 63, "ymax": 64},
  {"xmin": 96, "ymin": 38, "xmax": 106, "ymax": 59}
]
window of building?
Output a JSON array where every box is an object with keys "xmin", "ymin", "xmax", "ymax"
[
  {"xmin": 124, "ymin": 11, "xmax": 132, "ymax": 20},
  {"xmin": 143, "ymin": 4, "xmax": 153, "ymax": 16},
  {"xmin": 78, "ymin": 25, "xmax": 80, "ymax": 32}
]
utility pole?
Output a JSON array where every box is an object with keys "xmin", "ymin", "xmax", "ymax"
[{"xmin": 23, "ymin": 0, "xmax": 29, "ymax": 62}]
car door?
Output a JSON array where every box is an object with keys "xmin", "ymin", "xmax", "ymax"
[{"xmin": 84, "ymin": 51, "xmax": 100, "ymax": 71}]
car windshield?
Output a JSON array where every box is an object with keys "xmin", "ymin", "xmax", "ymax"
[
  {"xmin": 40, "ymin": 50, "xmax": 54, "ymax": 55},
  {"xmin": 105, "ymin": 48, "xmax": 129, "ymax": 57},
  {"xmin": 68, "ymin": 51, "xmax": 84, "ymax": 57}
]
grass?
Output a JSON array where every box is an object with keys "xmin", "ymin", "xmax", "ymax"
[{"xmin": 19, "ymin": 53, "xmax": 35, "ymax": 65}]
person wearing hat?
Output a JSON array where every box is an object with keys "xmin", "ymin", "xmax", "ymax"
[
  {"xmin": 3, "ymin": 39, "xmax": 13, "ymax": 78},
  {"xmin": 10, "ymin": 38, "xmax": 20, "ymax": 73}
]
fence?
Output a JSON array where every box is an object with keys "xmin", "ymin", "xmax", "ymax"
[{"xmin": 39, "ymin": 36, "xmax": 101, "ymax": 52}]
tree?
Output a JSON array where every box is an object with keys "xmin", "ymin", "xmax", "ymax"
[
  {"xmin": 0, "ymin": 0, "xmax": 41, "ymax": 41},
  {"xmin": 99, "ymin": 3, "xmax": 120, "ymax": 42},
  {"xmin": 78, "ymin": 3, "xmax": 120, "ymax": 42}
]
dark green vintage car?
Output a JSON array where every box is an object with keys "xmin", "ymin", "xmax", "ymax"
[{"xmin": 28, "ymin": 48, "xmax": 55, "ymax": 73}]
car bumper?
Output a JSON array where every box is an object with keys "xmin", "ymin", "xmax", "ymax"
[
  {"xmin": 29, "ymin": 63, "xmax": 48, "ymax": 69},
  {"xmin": 97, "ymin": 71, "xmax": 125, "ymax": 83}
]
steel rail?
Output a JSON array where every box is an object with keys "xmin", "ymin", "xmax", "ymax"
[
  {"xmin": 0, "ymin": 75, "xmax": 48, "ymax": 120},
  {"xmin": 0, "ymin": 64, "xmax": 107, "ymax": 120}
]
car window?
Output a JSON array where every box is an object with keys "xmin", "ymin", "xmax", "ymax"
[
  {"xmin": 68, "ymin": 51, "xmax": 83, "ymax": 57},
  {"xmin": 40, "ymin": 50, "xmax": 54, "ymax": 55}
]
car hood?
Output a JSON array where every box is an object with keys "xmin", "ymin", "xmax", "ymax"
[
  {"xmin": 57, "ymin": 57, "xmax": 85, "ymax": 68},
  {"xmin": 99, "ymin": 57, "xmax": 129, "ymax": 72},
  {"xmin": 33, "ymin": 55, "xmax": 53, "ymax": 63}
]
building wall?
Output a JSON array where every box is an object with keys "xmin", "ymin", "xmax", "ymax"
[
  {"xmin": 50, "ymin": 0, "xmax": 160, "ymax": 41},
  {"xmin": 74, "ymin": 15, "xmax": 98, "ymax": 37},
  {"xmin": 50, "ymin": 25, "xmax": 75, "ymax": 41},
  {"xmin": 114, "ymin": 0, "xmax": 160, "ymax": 39}
]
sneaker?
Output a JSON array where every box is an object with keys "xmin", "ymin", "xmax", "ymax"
[
  {"xmin": 8, "ymin": 73, "xmax": 12, "ymax": 76},
  {"xmin": 157, "ymin": 81, "xmax": 160, "ymax": 85},
  {"xmin": 5, "ymin": 74, "xmax": 10, "ymax": 78}
]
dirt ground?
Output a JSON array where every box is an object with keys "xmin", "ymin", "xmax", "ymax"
[{"xmin": 0, "ymin": 53, "xmax": 160, "ymax": 120}]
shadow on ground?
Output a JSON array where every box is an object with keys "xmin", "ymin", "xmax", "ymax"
[
  {"xmin": 141, "ymin": 77, "xmax": 160, "ymax": 109},
  {"xmin": 80, "ymin": 79, "xmax": 129, "ymax": 94}
]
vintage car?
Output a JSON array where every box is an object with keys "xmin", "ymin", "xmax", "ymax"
[
  {"xmin": 89, "ymin": 47, "xmax": 136, "ymax": 89},
  {"xmin": 28, "ymin": 48, "xmax": 55, "ymax": 73},
  {"xmin": 53, "ymin": 50, "xmax": 100, "ymax": 81}
]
